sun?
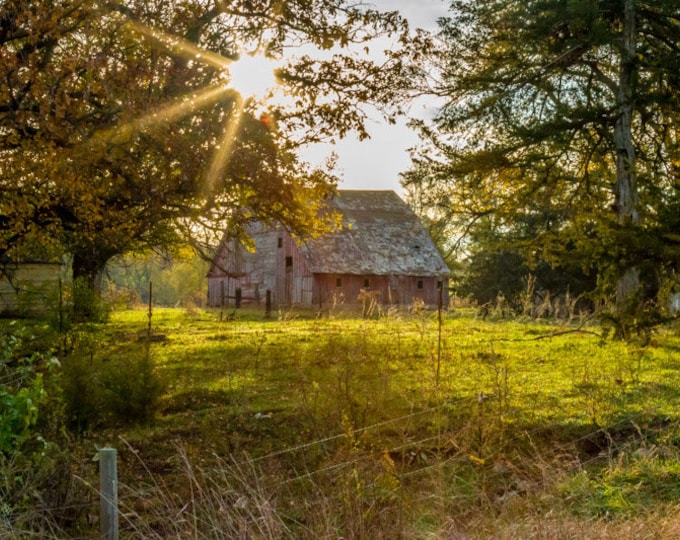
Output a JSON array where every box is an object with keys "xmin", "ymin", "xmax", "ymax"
[
  {"xmin": 108, "ymin": 21, "xmax": 286, "ymax": 193},
  {"xmin": 228, "ymin": 53, "xmax": 279, "ymax": 100}
]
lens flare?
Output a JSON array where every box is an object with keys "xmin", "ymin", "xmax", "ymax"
[
  {"xmin": 98, "ymin": 19, "xmax": 282, "ymax": 198},
  {"xmin": 99, "ymin": 84, "xmax": 230, "ymax": 145},
  {"xmin": 228, "ymin": 53, "xmax": 279, "ymax": 99}
]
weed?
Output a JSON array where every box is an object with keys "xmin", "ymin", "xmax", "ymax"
[
  {"xmin": 6, "ymin": 307, "xmax": 680, "ymax": 537},
  {"xmin": 61, "ymin": 324, "xmax": 166, "ymax": 430},
  {"xmin": 0, "ymin": 330, "xmax": 70, "ymax": 538},
  {"xmin": 99, "ymin": 351, "xmax": 166, "ymax": 425}
]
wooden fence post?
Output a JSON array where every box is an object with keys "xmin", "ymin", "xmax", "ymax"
[
  {"xmin": 436, "ymin": 281, "xmax": 443, "ymax": 389},
  {"xmin": 235, "ymin": 288, "xmax": 242, "ymax": 309},
  {"xmin": 147, "ymin": 281, "xmax": 153, "ymax": 343},
  {"xmin": 265, "ymin": 289, "xmax": 272, "ymax": 319},
  {"xmin": 58, "ymin": 278, "xmax": 63, "ymax": 334},
  {"xmin": 99, "ymin": 447, "xmax": 119, "ymax": 540}
]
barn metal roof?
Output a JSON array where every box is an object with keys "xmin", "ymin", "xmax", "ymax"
[{"xmin": 301, "ymin": 190, "xmax": 450, "ymax": 276}]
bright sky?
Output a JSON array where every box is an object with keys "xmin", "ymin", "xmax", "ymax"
[{"xmin": 304, "ymin": 0, "xmax": 449, "ymax": 194}]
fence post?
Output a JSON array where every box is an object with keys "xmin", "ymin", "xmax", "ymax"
[
  {"xmin": 58, "ymin": 277, "xmax": 63, "ymax": 334},
  {"xmin": 235, "ymin": 287, "xmax": 242, "ymax": 309},
  {"xmin": 265, "ymin": 289, "xmax": 272, "ymax": 319},
  {"xmin": 99, "ymin": 447, "xmax": 119, "ymax": 540},
  {"xmin": 147, "ymin": 281, "xmax": 153, "ymax": 343}
]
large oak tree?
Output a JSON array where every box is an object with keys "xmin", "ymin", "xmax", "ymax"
[
  {"xmin": 0, "ymin": 0, "xmax": 415, "ymax": 318},
  {"xmin": 404, "ymin": 0, "xmax": 680, "ymax": 327}
]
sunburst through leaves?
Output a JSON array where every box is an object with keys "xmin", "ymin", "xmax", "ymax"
[{"xmin": 104, "ymin": 19, "xmax": 282, "ymax": 196}]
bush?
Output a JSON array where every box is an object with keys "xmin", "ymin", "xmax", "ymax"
[
  {"xmin": 62, "ymin": 349, "xmax": 165, "ymax": 430},
  {"xmin": 61, "ymin": 352, "xmax": 102, "ymax": 433},
  {"xmin": 71, "ymin": 277, "xmax": 111, "ymax": 323},
  {"xmin": 0, "ymin": 336, "xmax": 70, "ymax": 537},
  {"xmin": 100, "ymin": 352, "xmax": 166, "ymax": 425}
]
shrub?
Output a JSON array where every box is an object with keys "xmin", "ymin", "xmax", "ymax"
[
  {"xmin": 61, "ymin": 352, "xmax": 102, "ymax": 433},
  {"xmin": 99, "ymin": 352, "xmax": 166, "ymax": 425},
  {"xmin": 71, "ymin": 277, "xmax": 111, "ymax": 323},
  {"xmin": 0, "ymin": 336, "xmax": 70, "ymax": 537},
  {"xmin": 62, "ymin": 350, "xmax": 165, "ymax": 429}
]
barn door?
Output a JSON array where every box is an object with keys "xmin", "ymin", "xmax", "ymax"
[{"xmin": 301, "ymin": 276, "xmax": 313, "ymax": 305}]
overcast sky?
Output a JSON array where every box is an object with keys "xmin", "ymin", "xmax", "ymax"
[{"xmin": 303, "ymin": 0, "xmax": 449, "ymax": 195}]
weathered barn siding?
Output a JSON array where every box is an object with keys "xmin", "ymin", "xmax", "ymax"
[
  {"xmin": 207, "ymin": 225, "xmax": 316, "ymax": 306},
  {"xmin": 388, "ymin": 275, "xmax": 447, "ymax": 306},
  {"xmin": 274, "ymin": 231, "xmax": 314, "ymax": 305},
  {"xmin": 206, "ymin": 240, "xmax": 245, "ymax": 306},
  {"xmin": 0, "ymin": 262, "xmax": 62, "ymax": 315},
  {"xmin": 207, "ymin": 191, "xmax": 451, "ymax": 309},
  {"xmin": 312, "ymin": 274, "xmax": 447, "ymax": 307},
  {"xmin": 207, "ymin": 224, "xmax": 276, "ymax": 306}
]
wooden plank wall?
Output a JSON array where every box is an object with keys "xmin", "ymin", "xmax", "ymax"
[
  {"xmin": 0, "ymin": 263, "xmax": 62, "ymax": 315},
  {"xmin": 313, "ymin": 274, "xmax": 449, "ymax": 307},
  {"xmin": 275, "ymin": 233, "xmax": 313, "ymax": 306}
]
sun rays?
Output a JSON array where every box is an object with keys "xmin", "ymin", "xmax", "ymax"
[
  {"xmin": 98, "ymin": 17, "xmax": 281, "ymax": 197},
  {"xmin": 125, "ymin": 20, "xmax": 232, "ymax": 72},
  {"xmin": 205, "ymin": 95, "xmax": 246, "ymax": 195},
  {"xmin": 102, "ymin": 83, "xmax": 232, "ymax": 144}
]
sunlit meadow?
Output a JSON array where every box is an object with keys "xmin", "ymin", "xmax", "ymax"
[{"xmin": 28, "ymin": 305, "xmax": 679, "ymax": 538}]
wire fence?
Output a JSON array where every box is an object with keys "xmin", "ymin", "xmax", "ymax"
[
  {"xmin": 16, "ymin": 390, "xmax": 672, "ymax": 540},
  {"xmin": 264, "ymin": 406, "xmax": 654, "ymax": 489},
  {"xmin": 0, "ymin": 371, "xmax": 28, "ymax": 386},
  {"xmin": 5, "ymin": 306, "xmax": 679, "ymax": 538},
  {"xmin": 239, "ymin": 394, "xmax": 477, "ymax": 467}
]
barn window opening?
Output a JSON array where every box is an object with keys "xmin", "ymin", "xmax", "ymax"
[
  {"xmin": 336, "ymin": 277, "xmax": 342, "ymax": 287},
  {"xmin": 417, "ymin": 279, "xmax": 424, "ymax": 289},
  {"xmin": 277, "ymin": 237, "xmax": 283, "ymax": 248},
  {"xmin": 437, "ymin": 280, "xmax": 443, "ymax": 290},
  {"xmin": 363, "ymin": 278, "xmax": 370, "ymax": 288},
  {"xmin": 285, "ymin": 256, "xmax": 293, "ymax": 268}
]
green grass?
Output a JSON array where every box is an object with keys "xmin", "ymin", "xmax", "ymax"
[{"xmin": 5, "ymin": 306, "xmax": 680, "ymax": 538}]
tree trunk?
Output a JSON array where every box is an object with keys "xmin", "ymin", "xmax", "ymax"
[
  {"xmin": 613, "ymin": 0, "xmax": 640, "ymax": 305},
  {"xmin": 71, "ymin": 248, "xmax": 108, "ymax": 321}
]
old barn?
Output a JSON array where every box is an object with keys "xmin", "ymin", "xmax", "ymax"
[{"xmin": 207, "ymin": 190, "xmax": 450, "ymax": 309}]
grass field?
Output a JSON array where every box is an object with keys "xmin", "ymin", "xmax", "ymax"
[{"xmin": 6, "ymin": 306, "xmax": 680, "ymax": 538}]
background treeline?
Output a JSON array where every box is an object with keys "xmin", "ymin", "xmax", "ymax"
[{"xmin": 104, "ymin": 253, "xmax": 209, "ymax": 308}]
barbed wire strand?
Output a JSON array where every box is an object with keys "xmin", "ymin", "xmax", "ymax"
[
  {"xmin": 234, "ymin": 394, "xmax": 477, "ymax": 467},
  {"xmin": 399, "ymin": 409, "xmax": 652, "ymax": 484}
]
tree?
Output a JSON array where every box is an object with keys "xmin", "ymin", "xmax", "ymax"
[
  {"xmin": 0, "ymin": 0, "xmax": 416, "ymax": 318},
  {"xmin": 404, "ymin": 0, "xmax": 680, "ymax": 326},
  {"xmin": 105, "ymin": 251, "xmax": 209, "ymax": 307}
]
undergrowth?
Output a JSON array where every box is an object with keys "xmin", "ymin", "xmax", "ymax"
[{"xmin": 3, "ymin": 306, "xmax": 680, "ymax": 537}]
